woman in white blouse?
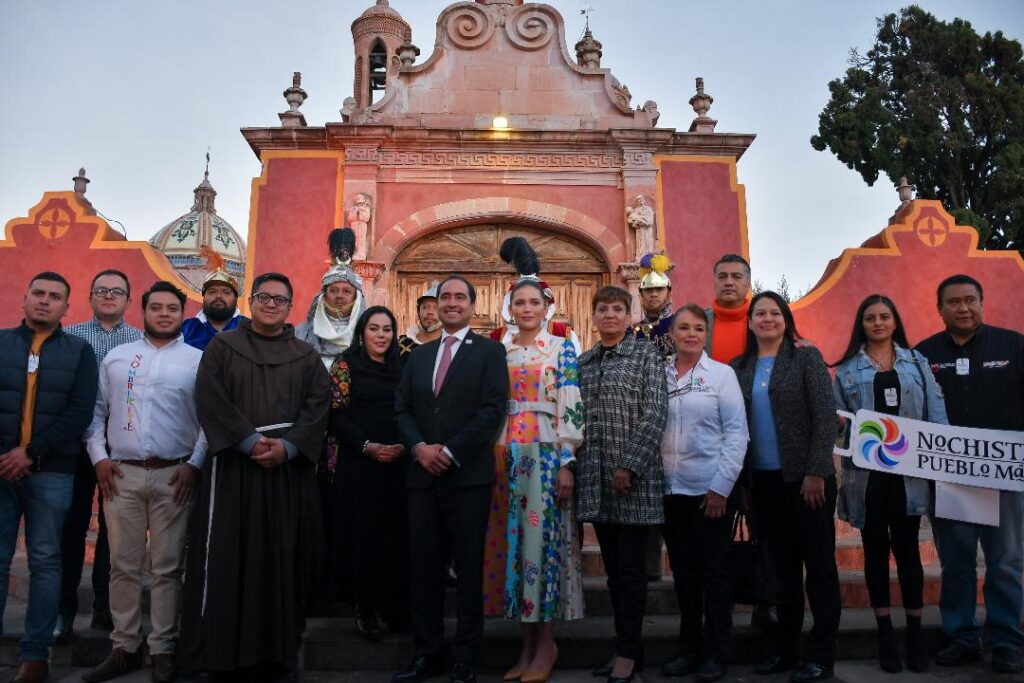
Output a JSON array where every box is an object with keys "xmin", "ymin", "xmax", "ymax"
[{"xmin": 659, "ymin": 304, "xmax": 749, "ymax": 683}]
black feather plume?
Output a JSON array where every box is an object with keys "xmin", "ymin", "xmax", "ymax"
[
  {"xmin": 499, "ymin": 236, "xmax": 540, "ymax": 276},
  {"xmin": 328, "ymin": 227, "xmax": 356, "ymax": 262}
]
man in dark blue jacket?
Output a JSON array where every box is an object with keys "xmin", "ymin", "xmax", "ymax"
[{"xmin": 0, "ymin": 271, "xmax": 98, "ymax": 683}]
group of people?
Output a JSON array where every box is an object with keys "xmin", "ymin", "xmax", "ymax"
[{"xmin": 0, "ymin": 229, "xmax": 1021, "ymax": 683}]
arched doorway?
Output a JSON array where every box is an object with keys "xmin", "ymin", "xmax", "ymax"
[{"xmin": 392, "ymin": 224, "xmax": 608, "ymax": 349}]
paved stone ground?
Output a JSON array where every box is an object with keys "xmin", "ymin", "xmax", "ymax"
[{"xmin": 0, "ymin": 661, "xmax": 1018, "ymax": 683}]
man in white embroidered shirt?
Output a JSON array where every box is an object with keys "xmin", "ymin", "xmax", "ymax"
[{"xmin": 81, "ymin": 281, "xmax": 206, "ymax": 683}]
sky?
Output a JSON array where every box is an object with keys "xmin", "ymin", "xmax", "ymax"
[{"xmin": 2, "ymin": 0, "xmax": 1022, "ymax": 294}]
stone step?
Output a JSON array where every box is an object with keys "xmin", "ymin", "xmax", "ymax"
[{"xmin": 0, "ymin": 597, "xmax": 962, "ymax": 671}]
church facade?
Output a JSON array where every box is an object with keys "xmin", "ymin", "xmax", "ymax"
[{"xmin": 242, "ymin": 0, "xmax": 752, "ymax": 348}]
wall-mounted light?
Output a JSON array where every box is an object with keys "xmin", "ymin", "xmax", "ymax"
[{"xmin": 492, "ymin": 115, "xmax": 509, "ymax": 130}]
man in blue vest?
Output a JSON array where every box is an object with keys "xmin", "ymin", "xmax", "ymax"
[{"xmin": 182, "ymin": 269, "xmax": 247, "ymax": 351}]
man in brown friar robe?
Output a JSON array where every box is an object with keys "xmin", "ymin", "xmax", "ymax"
[{"xmin": 180, "ymin": 272, "xmax": 330, "ymax": 681}]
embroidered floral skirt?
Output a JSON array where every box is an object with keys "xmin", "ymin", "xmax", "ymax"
[{"xmin": 483, "ymin": 441, "xmax": 584, "ymax": 622}]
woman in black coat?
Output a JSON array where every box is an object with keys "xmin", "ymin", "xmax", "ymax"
[
  {"xmin": 730, "ymin": 292, "xmax": 840, "ymax": 683},
  {"xmin": 326, "ymin": 305, "xmax": 409, "ymax": 640}
]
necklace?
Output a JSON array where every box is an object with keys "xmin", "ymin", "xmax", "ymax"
[{"xmin": 866, "ymin": 347, "xmax": 896, "ymax": 372}]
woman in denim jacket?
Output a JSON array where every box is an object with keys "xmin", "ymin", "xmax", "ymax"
[{"xmin": 832, "ymin": 294, "xmax": 948, "ymax": 674}]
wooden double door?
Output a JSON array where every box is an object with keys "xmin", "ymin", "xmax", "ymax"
[{"xmin": 392, "ymin": 224, "xmax": 608, "ymax": 350}]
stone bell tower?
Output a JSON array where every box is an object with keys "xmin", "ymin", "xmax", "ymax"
[{"xmin": 351, "ymin": 0, "xmax": 412, "ymax": 110}]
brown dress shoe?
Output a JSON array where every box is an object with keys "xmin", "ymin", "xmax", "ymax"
[
  {"xmin": 13, "ymin": 660, "xmax": 48, "ymax": 683},
  {"xmin": 82, "ymin": 648, "xmax": 144, "ymax": 682},
  {"xmin": 151, "ymin": 653, "xmax": 177, "ymax": 683}
]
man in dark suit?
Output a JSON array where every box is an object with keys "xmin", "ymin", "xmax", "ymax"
[{"xmin": 393, "ymin": 275, "xmax": 509, "ymax": 683}]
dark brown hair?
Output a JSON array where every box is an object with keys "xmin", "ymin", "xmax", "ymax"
[{"xmin": 591, "ymin": 285, "xmax": 632, "ymax": 312}]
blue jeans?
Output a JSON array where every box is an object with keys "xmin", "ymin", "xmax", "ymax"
[
  {"xmin": 932, "ymin": 490, "xmax": 1024, "ymax": 650},
  {"xmin": 0, "ymin": 473, "xmax": 74, "ymax": 660}
]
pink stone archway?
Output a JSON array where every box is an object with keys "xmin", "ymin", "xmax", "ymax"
[{"xmin": 376, "ymin": 196, "xmax": 625, "ymax": 265}]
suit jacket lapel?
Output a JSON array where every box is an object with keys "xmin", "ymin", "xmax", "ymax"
[
  {"xmin": 437, "ymin": 331, "xmax": 476, "ymax": 398},
  {"xmin": 419, "ymin": 339, "xmax": 441, "ymax": 396}
]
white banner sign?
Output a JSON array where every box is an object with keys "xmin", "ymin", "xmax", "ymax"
[{"xmin": 834, "ymin": 409, "xmax": 1024, "ymax": 493}]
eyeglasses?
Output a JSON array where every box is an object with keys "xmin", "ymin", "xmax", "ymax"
[
  {"xmin": 251, "ymin": 293, "xmax": 291, "ymax": 307},
  {"xmin": 668, "ymin": 369, "xmax": 699, "ymax": 398},
  {"xmin": 91, "ymin": 287, "xmax": 128, "ymax": 299}
]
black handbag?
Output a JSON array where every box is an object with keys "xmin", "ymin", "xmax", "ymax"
[{"xmin": 730, "ymin": 511, "xmax": 782, "ymax": 606}]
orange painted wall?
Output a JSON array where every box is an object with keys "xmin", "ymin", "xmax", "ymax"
[
  {"xmin": 657, "ymin": 157, "xmax": 748, "ymax": 307},
  {"xmin": 244, "ymin": 153, "xmax": 344, "ymax": 322},
  {"xmin": 0, "ymin": 193, "xmax": 201, "ymax": 329},
  {"xmin": 792, "ymin": 201, "xmax": 1024, "ymax": 365}
]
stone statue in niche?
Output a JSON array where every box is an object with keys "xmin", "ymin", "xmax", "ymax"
[
  {"xmin": 626, "ymin": 194, "xmax": 656, "ymax": 262},
  {"xmin": 346, "ymin": 193, "xmax": 372, "ymax": 260}
]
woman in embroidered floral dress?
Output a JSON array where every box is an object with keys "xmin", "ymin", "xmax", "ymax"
[{"xmin": 483, "ymin": 279, "xmax": 584, "ymax": 682}]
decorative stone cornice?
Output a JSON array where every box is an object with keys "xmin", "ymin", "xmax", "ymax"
[{"xmin": 617, "ymin": 262, "xmax": 641, "ymax": 282}]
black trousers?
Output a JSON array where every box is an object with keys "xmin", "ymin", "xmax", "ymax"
[
  {"xmin": 593, "ymin": 522, "xmax": 650, "ymax": 662},
  {"xmin": 862, "ymin": 471, "xmax": 923, "ymax": 610},
  {"xmin": 408, "ymin": 483, "xmax": 491, "ymax": 665},
  {"xmin": 663, "ymin": 494, "xmax": 734, "ymax": 661},
  {"xmin": 59, "ymin": 453, "xmax": 109, "ymax": 617},
  {"xmin": 752, "ymin": 470, "xmax": 841, "ymax": 666}
]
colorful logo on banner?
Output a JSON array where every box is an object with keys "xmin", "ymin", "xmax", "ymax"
[{"xmin": 859, "ymin": 417, "xmax": 909, "ymax": 468}]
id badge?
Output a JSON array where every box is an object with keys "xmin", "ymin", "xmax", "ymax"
[
  {"xmin": 956, "ymin": 358, "xmax": 970, "ymax": 376},
  {"xmin": 884, "ymin": 387, "xmax": 898, "ymax": 407},
  {"xmin": 27, "ymin": 353, "xmax": 39, "ymax": 374}
]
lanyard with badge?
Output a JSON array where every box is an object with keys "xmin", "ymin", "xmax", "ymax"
[
  {"xmin": 27, "ymin": 352, "xmax": 40, "ymax": 374},
  {"xmin": 956, "ymin": 357, "xmax": 970, "ymax": 376}
]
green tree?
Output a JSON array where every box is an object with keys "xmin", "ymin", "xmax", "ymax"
[{"xmin": 810, "ymin": 5, "xmax": 1024, "ymax": 254}]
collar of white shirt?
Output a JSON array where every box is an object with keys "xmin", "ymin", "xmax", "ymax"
[
  {"xmin": 440, "ymin": 326, "xmax": 471, "ymax": 344},
  {"xmin": 141, "ymin": 333, "xmax": 186, "ymax": 350},
  {"xmin": 669, "ymin": 350, "xmax": 711, "ymax": 382}
]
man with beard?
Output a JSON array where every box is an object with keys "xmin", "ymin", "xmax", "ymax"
[
  {"xmin": 60, "ymin": 270, "xmax": 142, "ymax": 642},
  {"xmin": 630, "ymin": 252, "xmax": 675, "ymax": 360},
  {"xmin": 297, "ymin": 227, "xmax": 365, "ymax": 369},
  {"xmin": 398, "ymin": 282, "xmax": 441, "ymax": 358},
  {"xmin": 181, "ymin": 272, "xmax": 329, "ymax": 681},
  {"xmin": 0, "ymin": 272, "xmax": 98, "ymax": 683},
  {"xmin": 81, "ymin": 281, "xmax": 205, "ymax": 683},
  {"xmin": 182, "ymin": 268, "xmax": 246, "ymax": 352}
]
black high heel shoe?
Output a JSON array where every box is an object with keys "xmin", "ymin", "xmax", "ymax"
[{"xmin": 605, "ymin": 656, "xmax": 643, "ymax": 683}]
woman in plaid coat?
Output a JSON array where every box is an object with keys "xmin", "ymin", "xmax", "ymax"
[{"xmin": 576, "ymin": 286, "xmax": 668, "ymax": 683}]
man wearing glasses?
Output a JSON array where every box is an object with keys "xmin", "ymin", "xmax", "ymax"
[
  {"xmin": 179, "ymin": 273, "xmax": 330, "ymax": 681},
  {"xmin": 60, "ymin": 270, "xmax": 142, "ymax": 642}
]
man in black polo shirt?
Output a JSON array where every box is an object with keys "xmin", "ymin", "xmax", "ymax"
[{"xmin": 916, "ymin": 273, "xmax": 1024, "ymax": 675}]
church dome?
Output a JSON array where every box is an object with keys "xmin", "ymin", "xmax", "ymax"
[
  {"xmin": 353, "ymin": 0, "xmax": 411, "ymax": 41},
  {"xmin": 149, "ymin": 171, "xmax": 246, "ymax": 293},
  {"xmin": 360, "ymin": 0, "xmax": 401, "ymax": 20}
]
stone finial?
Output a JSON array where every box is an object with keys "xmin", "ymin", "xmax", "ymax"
[
  {"xmin": 279, "ymin": 71, "xmax": 308, "ymax": 127},
  {"xmin": 73, "ymin": 167, "xmax": 89, "ymax": 195},
  {"xmin": 574, "ymin": 23, "xmax": 602, "ymax": 69},
  {"xmin": 897, "ymin": 176, "xmax": 914, "ymax": 205},
  {"xmin": 688, "ymin": 77, "xmax": 717, "ymax": 133},
  {"xmin": 397, "ymin": 41, "xmax": 420, "ymax": 67}
]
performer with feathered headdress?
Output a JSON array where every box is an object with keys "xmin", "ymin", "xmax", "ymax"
[
  {"xmin": 629, "ymin": 251, "xmax": 676, "ymax": 359},
  {"xmin": 482, "ymin": 236, "xmax": 585, "ymax": 680},
  {"xmin": 182, "ymin": 246, "xmax": 248, "ymax": 350},
  {"xmin": 296, "ymin": 227, "xmax": 366, "ymax": 369},
  {"xmin": 488, "ymin": 237, "xmax": 581, "ymax": 354}
]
